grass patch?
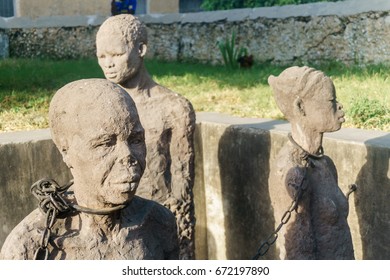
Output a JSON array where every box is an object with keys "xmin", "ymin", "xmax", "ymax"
[
  {"xmin": 0, "ymin": 58, "xmax": 389, "ymax": 132},
  {"xmin": 0, "ymin": 58, "xmax": 104, "ymax": 131}
]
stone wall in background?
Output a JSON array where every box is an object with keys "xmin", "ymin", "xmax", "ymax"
[
  {"xmin": 8, "ymin": 26, "xmax": 98, "ymax": 59},
  {"xmin": 1, "ymin": 0, "xmax": 390, "ymax": 64},
  {"xmin": 144, "ymin": 0, "xmax": 390, "ymax": 65},
  {"xmin": 0, "ymin": 29, "xmax": 8, "ymax": 58}
]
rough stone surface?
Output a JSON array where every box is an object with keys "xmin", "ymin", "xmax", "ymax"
[
  {"xmin": 96, "ymin": 15, "xmax": 196, "ymax": 260},
  {"xmin": 0, "ymin": 79, "xmax": 179, "ymax": 260},
  {"xmin": 8, "ymin": 26, "xmax": 98, "ymax": 59},
  {"xmin": 0, "ymin": 30, "xmax": 9, "ymax": 58},
  {"xmin": 267, "ymin": 66, "xmax": 354, "ymax": 259},
  {"xmin": 2, "ymin": 1, "xmax": 390, "ymax": 64}
]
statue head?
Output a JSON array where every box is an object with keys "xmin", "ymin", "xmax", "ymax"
[
  {"xmin": 96, "ymin": 14, "xmax": 148, "ymax": 85},
  {"xmin": 268, "ymin": 66, "xmax": 345, "ymax": 133},
  {"xmin": 49, "ymin": 79, "xmax": 146, "ymax": 207}
]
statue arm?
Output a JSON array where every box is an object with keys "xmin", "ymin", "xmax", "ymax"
[
  {"xmin": 169, "ymin": 100, "xmax": 196, "ymax": 201},
  {"xmin": 0, "ymin": 209, "xmax": 42, "ymax": 260},
  {"xmin": 164, "ymin": 227, "xmax": 180, "ymax": 260},
  {"xmin": 285, "ymin": 165, "xmax": 307, "ymax": 200}
]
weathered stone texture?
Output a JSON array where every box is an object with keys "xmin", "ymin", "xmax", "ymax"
[
  {"xmin": 2, "ymin": 9, "xmax": 390, "ymax": 64},
  {"xmin": 7, "ymin": 26, "xmax": 98, "ymax": 59},
  {"xmin": 96, "ymin": 15, "xmax": 196, "ymax": 260},
  {"xmin": 1, "ymin": 79, "xmax": 180, "ymax": 260},
  {"xmin": 146, "ymin": 23, "xmax": 181, "ymax": 61},
  {"xmin": 0, "ymin": 30, "xmax": 9, "ymax": 58},
  {"xmin": 150, "ymin": 11, "xmax": 390, "ymax": 65}
]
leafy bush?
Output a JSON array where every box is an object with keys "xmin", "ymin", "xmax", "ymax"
[
  {"xmin": 348, "ymin": 98, "xmax": 390, "ymax": 130},
  {"xmin": 217, "ymin": 30, "xmax": 248, "ymax": 69},
  {"xmin": 201, "ymin": 0, "xmax": 342, "ymax": 11}
]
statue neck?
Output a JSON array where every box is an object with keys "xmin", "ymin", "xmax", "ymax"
[
  {"xmin": 121, "ymin": 64, "xmax": 156, "ymax": 91},
  {"xmin": 290, "ymin": 123, "xmax": 324, "ymax": 156},
  {"xmin": 78, "ymin": 211, "xmax": 121, "ymax": 239}
]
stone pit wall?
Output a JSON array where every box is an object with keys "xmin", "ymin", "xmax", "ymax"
[
  {"xmin": 1, "ymin": 113, "xmax": 390, "ymax": 260},
  {"xmin": 1, "ymin": 0, "xmax": 390, "ymax": 64}
]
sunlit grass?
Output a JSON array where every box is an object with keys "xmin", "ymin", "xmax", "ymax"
[
  {"xmin": 0, "ymin": 58, "xmax": 389, "ymax": 132},
  {"xmin": 0, "ymin": 58, "xmax": 104, "ymax": 132}
]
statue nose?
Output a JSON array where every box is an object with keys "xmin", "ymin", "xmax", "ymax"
[
  {"xmin": 103, "ymin": 56, "xmax": 114, "ymax": 68},
  {"xmin": 120, "ymin": 155, "xmax": 138, "ymax": 167},
  {"xmin": 118, "ymin": 141, "xmax": 138, "ymax": 167}
]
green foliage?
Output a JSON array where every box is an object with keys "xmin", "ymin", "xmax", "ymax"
[
  {"xmin": 0, "ymin": 58, "xmax": 390, "ymax": 132},
  {"xmin": 348, "ymin": 98, "xmax": 390, "ymax": 129},
  {"xmin": 201, "ymin": 0, "xmax": 342, "ymax": 11},
  {"xmin": 217, "ymin": 30, "xmax": 247, "ymax": 69}
]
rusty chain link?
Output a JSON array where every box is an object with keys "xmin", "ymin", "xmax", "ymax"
[
  {"xmin": 31, "ymin": 178, "xmax": 73, "ymax": 260},
  {"xmin": 252, "ymin": 134, "xmax": 358, "ymax": 260},
  {"xmin": 30, "ymin": 178, "xmax": 128, "ymax": 260},
  {"xmin": 252, "ymin": 159, "xmax": 311, "ymax": 260},
  {"xmin": 346, "ymin": 183, "xmax": 357, "ymax": 200}
]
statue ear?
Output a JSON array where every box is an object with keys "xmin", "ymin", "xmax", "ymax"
[
  {"xmin": 60, "ymin": 146, "xmax": 73, "ymax": 169},
  {"xmin": 138, "ymin": 42, "xmax": 147, "ymax": 58},
  {"xmin": 294, "ymin": 97, "xmax": 306, "ymax": 117}
]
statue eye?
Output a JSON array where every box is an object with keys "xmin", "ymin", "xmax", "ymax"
[
  {"xmin": 128, "ymin": 135, "xmax": 144, "ymax": 145},
  {"xmin": 113, "ymin": 52, "xmax": 125, "ymax": 57},
  {"xmin": 130, "ymin": 138, "xmax": 140, "ymax": 145},
  {"xmin": 93, "ymin": 136, "xmax": 117, "ymax": 148}
]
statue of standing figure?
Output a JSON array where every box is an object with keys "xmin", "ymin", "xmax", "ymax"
[
  {"xmin": 0, "ymin": 79, "xmax": 179, "ymax": 260},
  {"xmin": 267, "ymin": 66, "xmax": 355, "ymax": 260},
  {"xmin": 95, "ymin": 14, "xmax": 196, "ymax": 259}
]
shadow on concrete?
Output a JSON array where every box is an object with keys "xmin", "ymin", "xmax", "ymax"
[
  {"xmin": 0, "ymin": 138, "xmax": 73, "ymax": 249},
  {"xmin": 217, "ymin": 120, "xmax": 282, "ymax": 260},
  {"xmin": 354, "ymin": 133, "xmax": 390, "ymax": 260}
]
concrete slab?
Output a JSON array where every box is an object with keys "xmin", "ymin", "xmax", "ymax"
[{"xmin": 0, "ymin": 129, "xmax": 50, "ymax": 144}]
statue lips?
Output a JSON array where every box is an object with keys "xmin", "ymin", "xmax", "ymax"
[
  {"xmin": 338, "ymin": 113, "xmax": 345, "ymax": 123},
  {"xmin": 105, "ymin": 72, "xmax": 117, "ymax": 79},
  {"xmin": 112, "ymin": 178, "xmax": 139, "ymax": 193}
]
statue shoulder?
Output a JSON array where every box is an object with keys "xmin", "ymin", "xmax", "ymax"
[
  {"xmin": 124, "ymin": 196, "xmax": 176, "ymax": 229},
  {"xmin": 154, "ymin": 85, "xmax": 194, "ymax": 113},
  {"xmin": 1, "ymin": 209, "xmax": 43, "ymax": 260}
]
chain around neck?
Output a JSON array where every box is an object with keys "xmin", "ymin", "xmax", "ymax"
[
  {"xmin": 64, "ymin": 181, "xmax": 128, "ymax": 215},
  {"xmin": 70, "ymin": 203, "xmax": 127, "ymax": 215},
  {"xmin": 288, "ymin": 133, "xmax": 324, "ymax": 160}
]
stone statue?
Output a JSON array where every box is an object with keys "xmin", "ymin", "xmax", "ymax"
[
  {"xmin": 96, "ymin": 14, "xmax": 196, "ymax": 259},
  {"xmin": 267, "ymin": 66, "xmax": 354, "ymax": 260},
  {"xmin": 0, "ymin": 79, "xmax": 179, "ymax": 260}
]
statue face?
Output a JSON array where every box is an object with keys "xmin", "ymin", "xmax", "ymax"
[
  {"xmin": 96, "ymin": 31, "xmax": 142, "ymax": 85},
  {"xmin": 302, "ymin": 78, "xmax": 345, "ymax": 133},
  {"xmin": 66, "ymin": 99, "xmax": 146, "ymax": 206}
]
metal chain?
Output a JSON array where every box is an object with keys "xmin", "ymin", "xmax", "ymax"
[
  {"xmin": 31, "ymin": 179, "xmax": 73, "ymax": 260},
  {"xmin": 252, "ymin": 159, "xmax": 311, "ymax": 260},
  {"xmin": 252, "ymin": 134, "xmax": 358, "ymax": 260},
  {"xmin": 30, "ymin": 178, "xmax": 128, "ymax": 260},
  {"xmin": 252, "ymin": 134, "xmax": 322, "ymax": 260},
  {"xmin": 346, "ymin": 183, "xmax": 357, "ymax": 200}
]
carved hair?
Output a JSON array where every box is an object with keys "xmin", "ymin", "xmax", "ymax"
[
  {"xmin": 268, "ymin": 66, "xmax": 333, "ymax": 120},
  {"xmin": 97, "ymin": 14, "xmax": 148, "ymax": 46}
]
